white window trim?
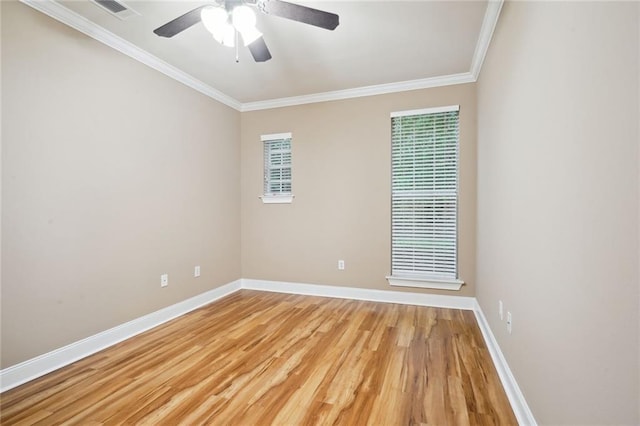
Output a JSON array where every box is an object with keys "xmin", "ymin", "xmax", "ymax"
[
  {"xmin": 386, "ymin": 276, "xmax": 464, "ymax": 291},
  {"xmin": 261, "ymin": 132, "xmax": 294, "ymax": 204},
  {"xmin": 260, "ymin": 132, "xmax": 292, "ymax": 142},
  {"xmin": 390, "ymin": 104, "xmax": 459, "ymax": 118},
  {"xmin": 260, "ymin": 194, "xmax": 294, "ymax": 204},
  {"xmin": 388, "ymin": 105, "xmax": 463, "ymax": 290}
]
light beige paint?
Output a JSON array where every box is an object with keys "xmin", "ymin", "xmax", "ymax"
[
  {"xmin": 241, "ymin": 84, "xmax": 476, "ymax": 297},
  {"xmin": 0, "ymin": 0, "xmax": 3, "ymax": 367},
  {"xmin": 1, "ymin": 1, "xmax": 240, "ymax": 368},
  {"xmin": 477, "ymin": 1, "xmax": 639, "ymax": 424}
]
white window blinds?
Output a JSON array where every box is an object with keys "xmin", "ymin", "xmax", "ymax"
[
  {"xmin": 391, "ymin": 106, "xmax": 459, "ymax": 281},
  {"xmin": 262, "ymin": 133, "xmax": 292, "ymax": 196}
]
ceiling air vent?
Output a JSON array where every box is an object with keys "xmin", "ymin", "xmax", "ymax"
[{"xmin": 90, "ymin": 0, "xmax": 139, "ymax": 20}]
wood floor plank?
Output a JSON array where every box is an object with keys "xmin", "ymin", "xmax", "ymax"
[{"xmin": 0, "ymin": 290, "xmax": 517, "ymax": 425}]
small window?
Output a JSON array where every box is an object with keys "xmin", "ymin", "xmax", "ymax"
[
  {"xmin": 261, "ymin": 133, "xmax": 293, "ymax": 204},
  {"xmin": 387, "ymin": 106, "xmax": 464, "ymax": 290}
]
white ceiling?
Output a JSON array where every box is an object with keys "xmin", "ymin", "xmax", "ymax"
[{"xmin": 29, "ymin": 0, "xmax": 495, "ymax": 109}]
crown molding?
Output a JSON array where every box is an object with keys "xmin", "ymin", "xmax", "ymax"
[
  {"xmin": 241, "ymin": 0, "xmax": 503, "ymax": 111},
  {"xmin": 21, "ymin": 0, "xmax": 503, "ymax": 112},
  {"xmin": 19, "ymin": 0, "xmax": 242, "ymax": 111},
  {"xmin": 470, "ymin": 0, "xmax": 504, "ymax": 80},
  {"xmin": 240, "ymin": 72, "xmax": 476, "ymax": 112}
]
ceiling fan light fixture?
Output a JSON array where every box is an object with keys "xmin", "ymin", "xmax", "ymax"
[
  {"xmin": 220, "ymin": 23, "xmax": 235, "ymax": 47},
  {"xmin": 231, "ymin": 5, "xmax": 256, "ymax": 32},
  {"xmin": 210, "ymin": 28, "xmax": 224, "ymax": 44},
  {"xmin": 200, "ymin": 6, "xmax": 228, "ymax": 34}
]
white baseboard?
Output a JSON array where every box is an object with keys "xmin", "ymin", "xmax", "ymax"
[
  {"xmin": 241, "ymin": 278, "xmax": 477, "ymax": 310},
  {"xmin": 473, "ymin": 301, "xmax": 537, "ymax": 425},
  {"xmin": 1, "ymin": 277, "xmax": 533, "ymax": 426},
  {"xmin": 0, "ymin": 280, "xmax": 241, "ymax": 393}
]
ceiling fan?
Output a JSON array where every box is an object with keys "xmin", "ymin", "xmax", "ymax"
[{"xmin": 153, "ymin": 0, "xmax": 340, "ymax": 63}]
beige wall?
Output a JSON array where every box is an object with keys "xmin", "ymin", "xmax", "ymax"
[
  {"xmin": 476, "ymin": 1, "xmax": 639, "ymax": 424},
  {"xmin": 1, "ymin": 1, "xmax": 241, "ymax": 368},
  {"xmin": 241, "ymin": 85, "xmax": 476, "ymax": 297}
]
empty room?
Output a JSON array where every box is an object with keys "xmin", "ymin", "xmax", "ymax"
[{"xmin": 1, "ymin": 0, "xmax": 639, "ymax": 424}]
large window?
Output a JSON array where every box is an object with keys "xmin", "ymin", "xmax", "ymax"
[
  {"xmin": 261, "ymin": 133, "xmax": 293, "ymax": 204},
  {"xmin": 388, "ymin": 106, "xmax": 463, "ymax": 290}
]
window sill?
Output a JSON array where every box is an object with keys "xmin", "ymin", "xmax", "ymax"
[
  {"xmin": 386, "ymin": 276, "xmax": 464, "ymax": 291},
  {"xmin": 260, "ymin": 194, "xmax": 294, "ymax": 204}
]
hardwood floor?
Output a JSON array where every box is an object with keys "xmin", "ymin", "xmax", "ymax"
[{"xmin": 0, "ymin": 290, "xmax": 517, "ymax": 425}]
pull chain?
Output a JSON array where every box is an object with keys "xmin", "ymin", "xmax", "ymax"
[{"xmin": 235, "ymin": 30, "xmax": 239, "ymax": 63}]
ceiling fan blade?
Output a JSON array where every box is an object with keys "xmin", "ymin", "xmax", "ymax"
[
  {"xmin": 260, "ymin": 0, "xmax": 339, "ymax": 30},
  {"xmin": 248, "ymin": 36, "xmax": 272, "ymax": 62},
  {"xmin": 153, "ymin": 6, "xmax": 206, "ymax": 38}
]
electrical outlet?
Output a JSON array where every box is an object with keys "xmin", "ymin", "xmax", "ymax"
[
  {"xmin": 160, "ymin": 274, "xmax": 168, "ymax": 287},
  {"xmin": 506, "ymin": 311, "xmax": 512, "ymax": 334},
  {"xmin": 338, "ymin": 260, "xmax": 345, "ymax": 270},
  {"xmin": 499, "ymin": 300, "xmax": 503, "ymax": 320},
  {"xmin": 194, "ymin": 266, "xmax": 201, "ymax": 277}
]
